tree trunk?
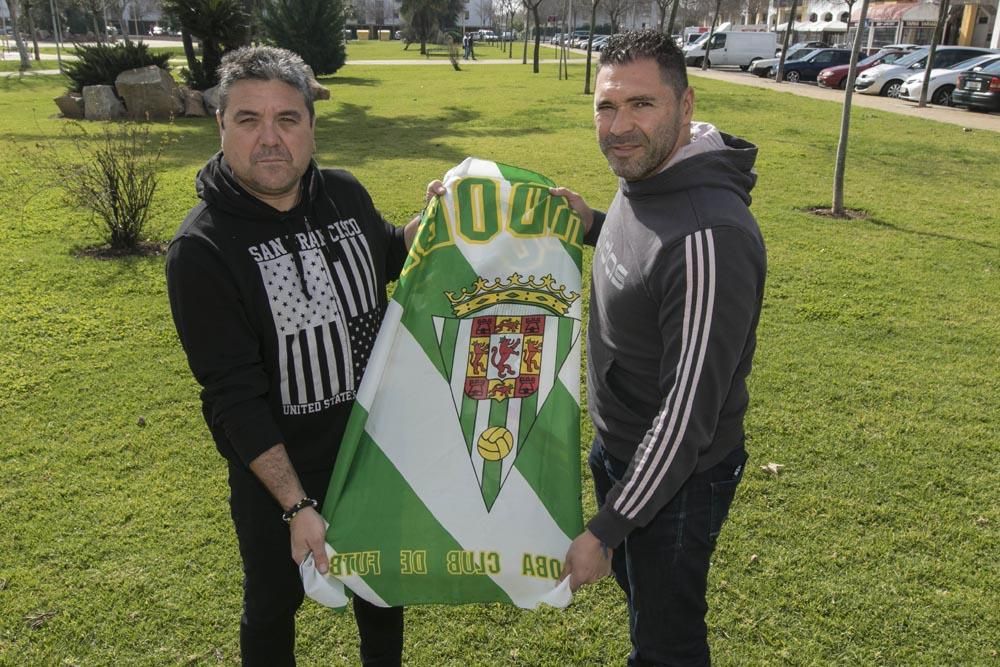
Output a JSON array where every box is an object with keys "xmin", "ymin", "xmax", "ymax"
[
  {"xmin": 584, "ymin": 0, "xmax": 600, "ymax": 94},
  {"xmin": 917, "ymin": 0, "xmax": 950, "ymax": 107},
  {"xmin": 775, "ymin": 0, "xmax": 800, "ymax": 83},
  {"xmin": 702, "ymin": 0, "xmax": 722, "ymax": 71},
  {"xmin": 182, "ymin": 29, "xmax": 198, "ymax": 73},
  {"xmin": 832, "ymin": 0, "xmax": 870, "ymax": 215},
  {"xmin": 531, "ymin": 4, "xmax": 541, "ymax": 73},
  {"xmin": 666, "ymin": 0, "xmax": 680, "ymax": 35},
  {"xmin": 23, "ymin": 0, "xmax": 41, "ymax": 60},
  {"xmin": 8, "ymin": 0, "xmax": 32, "ymax": 70},
  {"xmin": 521, "ymin": 5, "xmax": 529, "ymax": 65}
]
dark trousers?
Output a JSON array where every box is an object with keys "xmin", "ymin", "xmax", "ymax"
[
  {"xmin": 228, "ymin": 463, "xmax": 404, "ymax": 666},
  {"xmin": 590, "ymin": 439, "xmax": 747, "ymax": 667}
]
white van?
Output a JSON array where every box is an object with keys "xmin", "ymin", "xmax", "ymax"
[{"xmin": 684, "ymin": 31, "xmax": 777, "ymax": 69}]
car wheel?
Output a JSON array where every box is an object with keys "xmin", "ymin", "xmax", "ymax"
[
  {"xmin": 931, "ymin": 85, "xmax": 955, "ymax": 106},
  {"xmin": 784, "ymin": 70, "xmax": 801, "ymax": 83},
  {"xmin": 838, "ymin": 78, "xmax": 847, "ymax": 90},
  {"xmin": 742, "ymin": 58, "xmax": 760, "ymax": 72},
  {"xmin": 881, "ymin": 79, "xmax": 903, "ymax": 98}
]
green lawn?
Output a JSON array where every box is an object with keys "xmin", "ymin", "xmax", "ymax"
[{"xmin": 0, "ymin": 55, "xmax": 998, "ymax": 665}]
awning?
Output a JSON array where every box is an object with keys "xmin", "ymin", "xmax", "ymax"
[
  {"xmin": 853, "ymin": 2, "xmax": 941, "ymax": 22},
  {"xmin": 775, "ymin": 21, "xmax": 813, "ymax": 31}
]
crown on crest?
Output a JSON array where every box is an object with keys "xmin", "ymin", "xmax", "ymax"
[{"xmin": 446, "ymin": 273, "xmax": 580, "ymax": 318}]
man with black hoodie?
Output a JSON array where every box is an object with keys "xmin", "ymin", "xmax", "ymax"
[
  {"xmin": 559, "ymin": 31, "xmax": 767, "ymax": 665},
  {"xmin": 166, "ymin": 46, "xmax": 416, "ymax": 666}
]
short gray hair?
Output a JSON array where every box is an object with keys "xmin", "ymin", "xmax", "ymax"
[{"xmin": 217, "ymin": 46, "xmax": 316, "ymax": 119}]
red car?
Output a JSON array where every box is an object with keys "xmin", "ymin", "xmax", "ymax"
[{"xmin": 817, "ymin": 49, "xmax": 911, "ymax": 90}]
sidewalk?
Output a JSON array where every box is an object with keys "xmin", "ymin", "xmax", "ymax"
[{"xmin": 689, "ymin": 67, "xmax": 1000, "ymax": 132}]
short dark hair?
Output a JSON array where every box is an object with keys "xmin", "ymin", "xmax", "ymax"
[
  {"xmin": 598, "ymin": 30, "xmax": 688, "ymax": 97},
  {"xmin": 217, "ymin": 46, "xmax": 316, "ymax": 120}
]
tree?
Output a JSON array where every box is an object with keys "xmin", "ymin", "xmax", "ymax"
[
  {"xmin": 400, "ymin": 0, "xmax": 462, "ymax": 55},
  {"xmin": 701, "ymin": 0, "xmax": 722, "ymax": 70},
  {"xmin": 917, "ymin": 0, "xmax": 950, "ymax": 107},
  {"xmin": 162, "ymin": 0, "xmax": 250, "ymax": 89},
  {"xmin": 259, "ymin": 0, "xmax": 347, "ymax": 76},
  {"xmin": 774, "ymin": 0, "xmax": 800, "ymax": 83},
  {"xmin": 831, "ymin": 0, "xmax": 869, "ymax": 215},
  {"xmin": 582, "ymin": 0, "xmax": 599, "ymax": 93},
  {"xmin": 7, "ymin": 0, "xmax": 32, "ymax": 70},
  {"xmin": 523, "ymin": 0, "xmax": 544, "ymax": 73},
  {"xmin": 602, "ymin": 0, "xmax": 633, "ymax": 35}
]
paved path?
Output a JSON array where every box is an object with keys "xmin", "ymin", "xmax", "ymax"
[
  {"xmin": 689, "ymin": 67, "xmax": 1000, "ymax": 132},
  {"xmin": 6, "ymin": 52, "xmax": 997, "ymax": 132}
]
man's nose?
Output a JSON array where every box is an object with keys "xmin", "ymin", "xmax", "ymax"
[
  {"xmin": 258, "ymin": 119, "xmax": 281, "ymax": 145},
  {"xmin": 608, "ymin": 109, "xmax": 634, "ymax": 136}
]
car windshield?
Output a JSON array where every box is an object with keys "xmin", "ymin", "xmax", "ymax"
[
  {"xmin": 977, "ymin": 59, "xmax": 1000, "ymax": 74},
  {"xmin": 948, "ymin": 54, "xmax": 999, "ymax": 71},
  {"xmin": 894, "ymin": 49, "xmax": 929, "ymax": 67},
  {"xmin": 786, "ymin": 48, "xmax": 818, "ymax": 61}
]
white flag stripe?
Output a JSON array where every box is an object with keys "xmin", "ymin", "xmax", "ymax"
[
  {"xmin": 321, "ymin": 323, "xmax": 340, "ymax": 394},
  {"xmin": 305, "ymin": 326, "xmax": 324, "ymax": 400},
  {"xmin": 332, "ymin": 259, "xmax": 360, "ymax": 318},
  {"xmin": 347, "ymin": 235, "xmax": 378, "ymax": 310},
  {"xmin": 279, "ymin": 336, "xmax": 292, "ymax": 405},
  {"xmin": 362, "ymin": 323, "xmax": 573, "ymax": 607},
  {"xmin": 472, "ymin": 400, "xmax": 491, "ymax": 484},
  {"xmin": 537, "ymin": 317, "xmax": 558, "ymax": 417}
]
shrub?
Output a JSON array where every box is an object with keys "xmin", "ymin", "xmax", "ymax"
[
  {"xmin": 63, "ymin": 41, "xmax": 172, "ymax": 93},
  {"xmin": 259, "ymin": 0, "xmax": 347, "ymax": 76},
  {"xmin": 56, "ymin": 123, "xmax": 165, "ymax": 250}
]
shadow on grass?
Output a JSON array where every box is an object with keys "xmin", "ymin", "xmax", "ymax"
[
  {"xmin": 863, "ymin": 216, "xmax": 998, "ymax": 250},
  {"xmin": 320, "ymin": 75, "xmax": 379, "ymax": 87}
]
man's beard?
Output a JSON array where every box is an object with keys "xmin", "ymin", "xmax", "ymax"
[{"xmin": 599, "ymin": 127, "xmax": 676, "ymax": 182}]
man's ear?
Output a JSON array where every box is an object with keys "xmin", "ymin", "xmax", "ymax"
[
  {"xmin": 681, "ymin": 87, "xmax": 695, "ymax": 125},
  {"xmin": 216, "ymin": 110, "xmax": 225, "ymax": 142}
]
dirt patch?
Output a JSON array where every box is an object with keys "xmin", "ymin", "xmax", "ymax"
[{"xmin": 807, "ymin": 206, "xmax": 869, "ymax": 220}]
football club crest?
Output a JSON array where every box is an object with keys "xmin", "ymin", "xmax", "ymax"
[{"xmin": 434, "ymin": 273, "xmax": 580, "ymax": 511}]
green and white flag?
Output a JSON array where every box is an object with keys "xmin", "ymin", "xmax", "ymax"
[{"xmin": 301, "ymin": 158, "xmax": 585, "ymax": 609}]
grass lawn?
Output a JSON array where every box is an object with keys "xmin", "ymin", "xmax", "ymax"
[{"xmin": 0, "ymin": 53, "xmax": 998, "ymax": 665}]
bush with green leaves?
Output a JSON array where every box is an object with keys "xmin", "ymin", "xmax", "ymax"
[
  {"xmin": 260, "ymin": 0, "xmax": 347, "ymax": 76},
  {"xmin": 63, "ymin": 41, "xmax": 173, "ymax": 93}
]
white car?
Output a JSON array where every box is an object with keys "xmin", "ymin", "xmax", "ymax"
[
  {"xmin": 854, "ymin": 46, "xmax": 998, "ymax": 98},
  {"xmin": 898, "ymin": 53, "xmax": 1000, "ymax": 106}
]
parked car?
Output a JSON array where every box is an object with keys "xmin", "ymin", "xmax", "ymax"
[
  {"xmin": 684, "ymin": 31, "xmax": 777, "ymax": 69},
  {"xmin": 774, "ymin": 40, "xmax": 827, "ymax": 58},
  {"xmin": 749, "ymin": 44, "xmax": 820, "ymax": 77},
  {"xmin": 475, "ymin": 30, "xmax": 498, "ymax": 42},
  {"xmin": 591, "ymin": 35, "xmax": 611, "ymax": 51},
  {"xmin": 854, "ymin": 46, "xmax": 997, "ymax": 98},
  {"xmin": 952, "ymin": 58, "xmax": 1000, "ymax": 111},
  {"xmin": 775, "ymin": 48, "xmax": 853, "ymax": 82},
  {"xmin": 817, "ymin": 49, "xmax": 911, "ymax": 89},
  {"xmin": 898, "ymin": 53, "xmax": 1000, "ymax": 106}
]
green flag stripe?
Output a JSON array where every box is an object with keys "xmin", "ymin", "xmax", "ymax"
[
  {"xmin": 459, "ymin": 393, "xmax": 478, "ymax": 454},
  {"xmin": 326, "ymin": 424, "xmax": 513, "ymax": 605},
  {"xmin": 512, "ymin": 379, "xmax": 583, "ymax": 538},
  {"xmin": 436, "ymin": 318, "xmax": 462, "ymax": 384},
  {"xmin": 496, "ymin": 162, "xmax": 555, "ymax": 187},
  {"xmin": 397, "ymin": 243, "xmax": 479, "ymax": 379}
]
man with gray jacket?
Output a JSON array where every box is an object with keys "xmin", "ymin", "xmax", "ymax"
[{"xmin": 559, "ymin": 31, "xmax": 767, "ymax": 665}]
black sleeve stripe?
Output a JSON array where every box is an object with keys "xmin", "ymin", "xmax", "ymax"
[{"xmin": 612, "ymin": 229, "xmax": 717, "ymax": 520}]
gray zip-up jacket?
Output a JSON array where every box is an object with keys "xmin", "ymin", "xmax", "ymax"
[{"xmin": 587, "ymin": 123, "xmax": 767, "ymax": 548}]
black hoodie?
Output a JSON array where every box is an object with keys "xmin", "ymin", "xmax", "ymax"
[
  {"xmin": 166, "ymin": 153, "xmax": 408, "ymax": 473},
  {"xmin": 586, "ymin": 126, "xmax": 767, "ymax": 548}
]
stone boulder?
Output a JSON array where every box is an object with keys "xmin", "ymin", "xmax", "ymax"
[
  {"xmin": 180, "ymin": 87, "xmax": 206, "ymax": 117},
  {"xmin": 202, "ymin": 85, "xmax": 220, "ymax": 116},
  {"xmin": 83, "ymin": 85, "xmax": 125, "ymax": 120},
  {"xmin": 54, "ymin": 92, "xmax": 85, "ymax": 119},
  {"xmin": 304, "ymin": 65, "xmax": 331, "ymax": 101},
  {"xmin": 114, "ymin": 65, "xmax": 184, "ymax": 120}
]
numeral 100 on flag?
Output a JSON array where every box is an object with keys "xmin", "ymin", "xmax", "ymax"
[{"xmin": 404, "ymin": 177, "xmax": 584, "ymax": 275}]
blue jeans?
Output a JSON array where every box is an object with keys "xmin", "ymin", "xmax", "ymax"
[{"xmin": 590, "ymin": 439, "xmax": 747, "ymax": 667}]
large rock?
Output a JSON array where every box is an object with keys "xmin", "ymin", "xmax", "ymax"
[
  {"xmin": 54, "ymin": 92, "xmax": 85, "ymax": 119},
  {"xmin": 180, "ymin": 87, "xmax": 206, "ymax": 117},
  {"xmin": 202, "ymin": 85, "xmax": 220, "ymax": 116},
  {"xmin": 303, "ymin": 65, "xmax": 330, "ymax": 101},
  {"xmin": 83, "ymin": 85, "xmax": 125, "ymax": 120},
  {"xmin": 114, "ymin": 65, "xmax": 184, "ymax": 120}
]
